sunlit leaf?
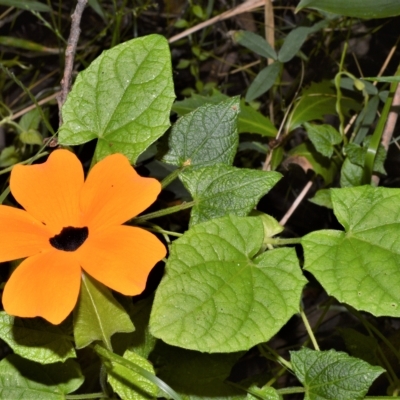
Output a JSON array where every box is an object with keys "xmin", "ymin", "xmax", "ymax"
[
  {"xmin": 291, "ymin": 348, "xmax": 384, "ymax": 399},
  {"xmin": 173, "ymin": 93, "xmax": 277, "ymax": 137},
  {"xmin": 0, "ymin": 355, "xmax": 83, "ymax": 399},
  {"xmin": 130, "ymin": 297, "xmax": 244, "ymax": 399},
  {"xmin": 163, "ymin": 97, "xmax": 240, "ymax": 169},
  {"xmin": 180, "ymin": 164, "xmax": 281, "ymax": 225},
  {"xmin": 108, "ymin": 349, "xmax": 157, "ymax": 400},
  {"xmin": 73, "ymin": 273, "xmax": 134, "ymax": 349},
  {"xmin": 247, "ymin": 385, "xmax": 281, "ymax": 400},
  {"xmin": 303, "ymin": 186, "xmax": 400, "ymax": 317},
  {"xmin": 150, "ymin": 215, "xmax": 307, "ymax": 352},
  {"xmin": 58, "ymin": 34, "xmax": 175, "ymax": 164},
  {"xmin": 308, "ymin": 189, "xmax": 333, "ymax": 209},
  {"xmin": 0, "ymin": 312, "xmax": 75, "ymax": 364}
]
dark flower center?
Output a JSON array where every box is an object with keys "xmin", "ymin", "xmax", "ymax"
[{"xmin": 49, "ymin": 226, "xmax": 89, "ymax": 252}]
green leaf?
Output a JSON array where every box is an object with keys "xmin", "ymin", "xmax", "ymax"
[
  {"xmin": 287, "ymin": 142, "xmax": 338, "ymax": 185},
  {"xmin": 278, "ymin": 20, "xmax": 329, "ymax": 63},
  {"xmin": 345, "ymin": 138, "xmax": 387, "ymax": 175},
  {"xmin": 172, "ymin": 93, "xmax": 277, "ymax": 137},
  {"xmin": 233, "ymin": 30, "xmax": 277, "ymax": 60},
  {"xmin": 363, "ymin": 76, "xmax": 400, "ymax": 83},
  {"xmin": 73, "ymin": 273, "xmax": 134, "ymax": 349},
  {"xmin": 247, "ymin": 385, "xmax": 281, "ymax": 400},
  {"xmin": 340, "ymin": 158, "xmax": 362, "ymax": 187},
  {"xmin": 150, "ymin": 340, "xmax": 244, "ymax": 399},
  {"xmin": 19, "ymin": 108, "xmax": 41, "ymax": 131},
  {"xmin": 286, "ymin": 81, "xmax": 360, "ymax": 132},
  {"xmin": 150, "ymin": 215, "xmax": 307, "ymax": 352},
  {"xmin": 108, "ymin": 349, "xmax": 157, "ymax": 400},
  {"xmin": 129, "ymin": 297, "xmax": 158, "ymax": 359},
  {"xmin": 258, "ymin": 212, "xmax": 284, "ymax": 238},
  {"xmin": 0, "ymin": 312, "xmax": 75, "ymax": 364},
  {"xmin": 0, "ymin": 37, "xmax": 58, "ymax": 53},
  {"xmin": 58, "ymin": 34, "xmax": 175, "ymax": 164},
  {"xmin": 302, "ymin": 186, "xmax": 400, "ymax": 317},
  {"xmin": 238, "ymin": 100, "xmax": 277, "ymax": 137},
  {"xmin": 19, "ymin": 129, "xmax": 43, "ymax": 145},
  {"xmin": 163, "ymin": 97, "xmax": 240, "ymax": 169},
  {"xmin": 0, "ymin": 0, "xmax": 51, "ymax": 11},
  {"xmin": 87, "ymin": 0, "xmax": 106, "ymax": 21},
  {"xmin": 0, "ymin": 355, "xmax": 84, "ymax": 399},
  {"xmin": 0, "ymin": 146, "xmax": 19, "ymax": 167},
  {"xmin": 180, "ymin": 164, "xmax": 282, "ymax": 226},
  {"xmin": 130, "ymin": 297, "xmax": 244, "ymax": 399},
  {"xmin": 291, "ymin": 348, "xmax": 384, "ymax": 400},
  {"xmin": 304, "ymin": 123, "xmax": 342, "ymax": 158},
  {"xmin": 296, "ymin": 0, "xmax": 400, "ymax": 19},
  {"xmin": 308, "ymin": 189, "xmax": 333, "ymax": 209},
  {"xmin": 245, "ymin": 62, "xmax": 282, "ymax": 102}
]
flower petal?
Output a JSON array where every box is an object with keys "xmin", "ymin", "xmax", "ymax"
[
  {"xmin": 2, "ymin": 250, "xmax": 81, "ymax": 324},
  {"xmin": 0, "ymin": 205, "xmax": 52, "ymax": 262},
  {"xmin": 77, "ymin": 225, "xmax": 166, "ymax": 295},
  {"xmin": 80, "ymin": 153, "xmax": 161, "ymax": 231},
  {"xmin": 10, "ymin": 150, "xmax": 84, "ymax": 234}
]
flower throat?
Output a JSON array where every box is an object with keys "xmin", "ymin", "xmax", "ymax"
[{"xmin": 49, "ymin": 226, "xmax": 89, "ymax": 251}]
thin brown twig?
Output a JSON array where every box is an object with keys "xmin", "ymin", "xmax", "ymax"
[
  {"xmin": 168, "ymin": 0, "xmax": 269, "ymax": 44},
  {"xmin": 58, "ymin": 0, "xmax": 88, "ymax": 126},
  {"xmin": 279, "ymin": 180, "xmax": 313, "ymax": 226},
  {"xmin": 11, "ymin": 92, "xmax": 60, "ymax": 121},
  {"xmin": 264, "ymin": 0, "xmax": 274, "ymax": 66},
  {"xmin": 371, "ymin": 82, "xmax": 400, "ymax": 186}
]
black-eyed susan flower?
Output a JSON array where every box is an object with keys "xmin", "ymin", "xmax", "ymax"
[{"xmin": 0, "ymin": 149, "xmax": 166, "ymax": 324}]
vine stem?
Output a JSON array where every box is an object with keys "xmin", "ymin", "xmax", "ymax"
[
  {"xmin": 264, "ymin": 237, "xmax": 301, "ymax": 246},
  {"xmin": 161, "ymin": 167, "xmax": 184, "ymax": 188},
  {"xmin": 299, "ymin": 304, "xmax": 320, "ymax": 351},
  {"xmin": 259, "ymin": 344, "xmax": 292, "ymax": 370},
  {"xmin": 65, "ymin": 393, "xmax": 107, "ymax": 399},
  {"xmin": 133, "ymin": 201, "xmax": 196, "ymax": 223}
]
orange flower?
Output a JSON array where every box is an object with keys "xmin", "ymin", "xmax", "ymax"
[{"xmin": 0, "ymin": 149, "xmax": 166, "ymax": 324}]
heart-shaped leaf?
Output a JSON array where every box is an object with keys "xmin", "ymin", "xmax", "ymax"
[
  {"xmin": 0, "ymin": 355, "xmax": 84, "ymax": 399},
  {"xmin": 150, "ymin": 215, "xmax": 307, "ymax": 352},
  {"xmin": 58, "ymin": 34, "xmax": 175, "ymax": 164},
  {"xmin": 303, "ymin": 186, "xmax": 400, "ymax": 317},
  {"xmin": 108, "ymin": 349, "xmax": 157, "ymax": 400},
  {"xmin": 291, "ymin": 348, "xmax": 384, "ymax": 400},
  {"xmin": 180, "ymin": 164, "xmax": 281, "ymax": 226},
  {"xmin": 0, "ymin": 312, "xmax": 75, "ymax": 364},
  {"xmin": 172, "ymin": 93, "xmax": 277, "ymax": 137},
  {"xmin": 163, "ymin": 97, "xmax": 240, "ymax": 169}
]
